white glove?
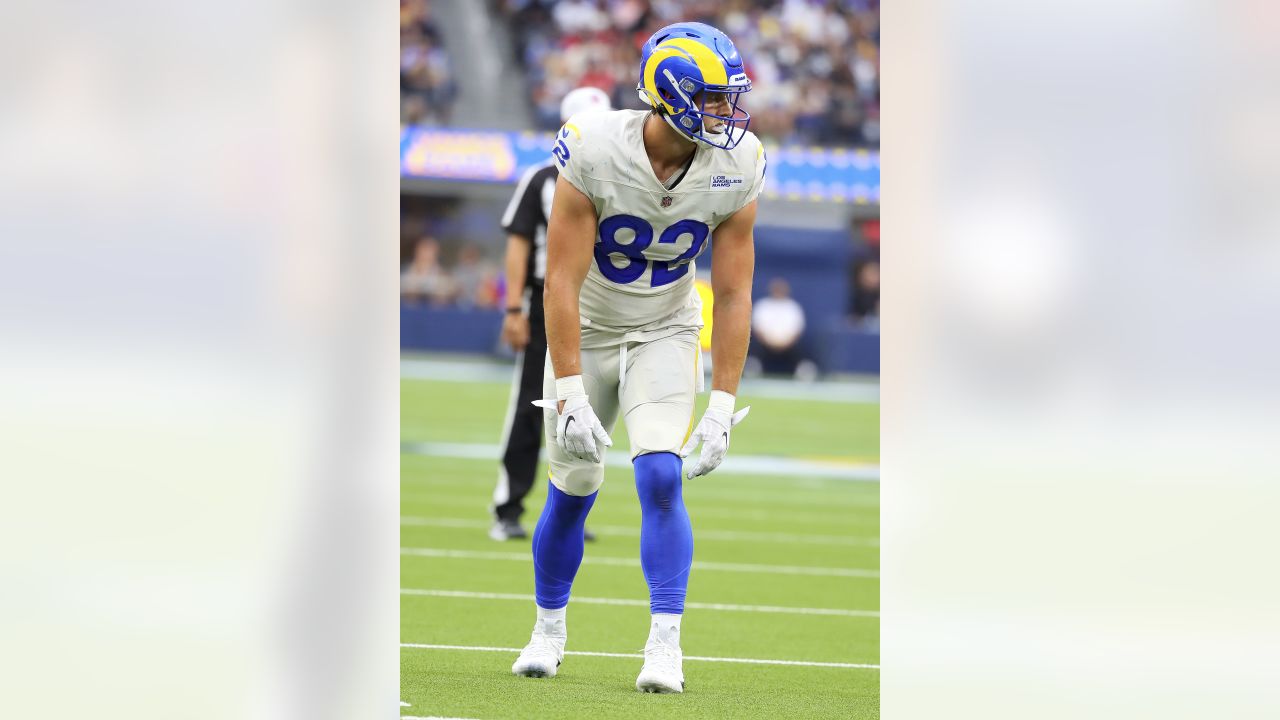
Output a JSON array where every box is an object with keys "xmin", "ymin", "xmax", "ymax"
[
  {"xmin": 532, "ymin": 375, "xmax": 613, "ymax": 463},
  {"xmin": 680, "ymin": 390, "xmax": 750, "ymax": 479}
]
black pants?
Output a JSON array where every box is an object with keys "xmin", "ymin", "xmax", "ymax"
[
  {"xmin": 760, "ymin": 342, "xmax": 803, "ymax": 376},
  {"xmin": 492, "ymin": 288, "xmax": 548, "ymax": 524}
]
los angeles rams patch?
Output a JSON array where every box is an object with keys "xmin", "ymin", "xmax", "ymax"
[{"xmin": 708, "ymin": 173, "xmax": 744, "ymax": 190}]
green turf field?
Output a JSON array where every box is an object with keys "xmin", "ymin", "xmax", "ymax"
[{"xmin": 401, "ymin": 375, "xmax": 880, "ymax": 719}]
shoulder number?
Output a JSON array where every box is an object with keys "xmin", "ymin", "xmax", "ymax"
[{"xmin": 552, "ymin": 127, "xmax": 571, "ymax": 168}]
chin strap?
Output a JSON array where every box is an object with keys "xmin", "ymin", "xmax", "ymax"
[{"xmin": 659, "ymin": 111, "xmax": 699, "ymax": 145}]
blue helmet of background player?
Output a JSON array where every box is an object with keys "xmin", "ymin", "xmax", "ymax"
[{"xmin": 636, "ymin": 22, "xmax": 752, "ymax": 151}]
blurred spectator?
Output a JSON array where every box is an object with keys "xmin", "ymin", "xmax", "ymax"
[
  {"xmin": 752, "ymin": 277, "xmax": 807, "ymax": 376},
  {"xmin": 402, "ymin": 236, "xmax": 457, "ymax": 306},
  {"xmin": 401, "ymin": 238, "xmax": 505, "ymax": 309},
  {"xmin": 401, "ymin": 0, "xmax": 457, "ymax": 125},
  {"xmin": 477, "ymin": 268, "xmax": 505, "ymax": 309},
  {"xmin": 850, "ymin": 260, "xmax": 879, "ymax": 328},
  {"xmin": 497, "ymin": 0, "xmax": 880, "ymax": 147},
  {"xmin": 848, "ymin": 217, "xmax": 879, "ymax": 327},
  {"xmin": 452, "ymin": 244, "xmax": 499, "ymax": 308}
]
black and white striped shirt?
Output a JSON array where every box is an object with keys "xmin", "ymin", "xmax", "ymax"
[{"xmin": 501, "ymin": 160, "xmax": 558, "ymax": 287}]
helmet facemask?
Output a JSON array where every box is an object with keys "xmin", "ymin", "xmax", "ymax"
[{"xmin": 658, "ymin": 71, "xmax": 752, "ymax": 151}]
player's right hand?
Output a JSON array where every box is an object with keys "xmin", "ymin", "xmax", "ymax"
[
  {"xmin": 532, "ymin": 375, "xmax": 612, "ymax": 463},
  {"xmin": 501, "ymin": 312, "xmax": 530, "ymax": 351}
]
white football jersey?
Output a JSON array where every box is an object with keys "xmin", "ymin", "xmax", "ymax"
[{"xmin": 554, "ymin": 109, "xmax": 765, "ymax": 348}]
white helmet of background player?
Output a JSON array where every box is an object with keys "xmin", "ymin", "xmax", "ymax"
[{"xmin": 560, "ymin": 86, "xmax": 612, "ymax": 123}]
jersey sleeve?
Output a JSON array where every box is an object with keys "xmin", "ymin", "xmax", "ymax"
[
  {"xmin": 727, "ymin": 136, "xmax": 767, "ymax": 215},
  {"xmin": 500, "ymin": 164, "xmax": 545, "ymax": 240},
  {"xmin": 551, "ymin": 114, "xmax": 593, "ymax": 196},
  {"xmin": 745, "ymin": 140, "xmax": 767, "ymax": 205}
]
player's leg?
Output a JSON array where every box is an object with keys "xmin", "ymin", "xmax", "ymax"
[
  {"xmin": 489, "ymin": 303, "xmax": 550, "ymax": 540},
  {"xmin": 533, "ymin": 345, "xmax": 619, "ymax": 604},
  {"xmin": 512, "ymin": 345, "xmax": 620, "ymax": 678},
  {"xmin": 620, "ymin": 331, "xmax": 699, "ymax": 693}
]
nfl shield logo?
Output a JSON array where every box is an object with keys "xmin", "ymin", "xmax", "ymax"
[{"xmin": 661, "ymin": 196, "xmax": 673, "ymax": 207}]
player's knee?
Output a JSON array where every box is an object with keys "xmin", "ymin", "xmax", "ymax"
[
  {"xmin": 542, "ymin": 482, "xmax": 597, "ymax": 526},
  {"xmin": 634, "ymin": 452, "xmax": 683, "ymax": 511},
  {"xmin": 551, "ymin": 463, "xmax": 605, "ymax": 497}
]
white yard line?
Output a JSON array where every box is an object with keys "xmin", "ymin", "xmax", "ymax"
[
  {"xmin": 400, "ymin": 547, "xmax": 880, "ymax": 578},
  {"xmin": 399, "ymin": 516, "xmax": 879, "ymax": 547},
  {"xmin": 400, "ymin": 588, "xmax": 879, "ymax": 618},
  {"xmin": 399, "ymin": 497, "xmax": 879, "ymax": 530},
  {"xmin": 404, "ymin": 482, "xmax": 881, "ymax": 514},
  {"xmin": 408, "ymin": 479, "xmax": 882, "ymax": 512},
  {"xmin": 401, "ymin": 643, "xmax": 879, "ymax": 670},
  {"xmin": 401, "ymin": 356, "xmax": 880, "ymax": 404},
  {"xmin": 401, "ymin": 441, "xmax": 880, "ymax": 481}
]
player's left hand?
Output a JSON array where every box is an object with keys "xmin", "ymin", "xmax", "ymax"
[{"xmin": 680, "ymin": 390, "xmax": 750, "ymax": 479}]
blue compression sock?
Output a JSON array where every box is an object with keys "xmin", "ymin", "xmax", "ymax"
[
  {"xmin": 531, "ymin": 483, "xmax": 598, "ymax": 609},
  {"xmin": 634, "ymin": 452, "xmax": 694, "ymax": 614}
]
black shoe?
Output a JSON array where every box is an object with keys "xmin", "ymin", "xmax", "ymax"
[
  {"xmin": 489, "ymin": 519, "xmax": 528, "ymax": 541},
  {"xmin": 583, "ymin": 527, "xmax": 597, "ymax": 542}
]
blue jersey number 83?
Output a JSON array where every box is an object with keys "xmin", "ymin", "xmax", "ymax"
[{"xmin": 594, "ymin": 214, "xmax": 709, "ymax": 288}]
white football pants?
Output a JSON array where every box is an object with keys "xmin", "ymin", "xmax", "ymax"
[{"xmin": 542, "ymin": 330, "xmax": 701, "ymax": 497}]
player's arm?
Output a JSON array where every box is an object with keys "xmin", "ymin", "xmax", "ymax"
[
  {"xmin": 501, "ymin": 233, "xmax": 532, "ymax": 350},
  {"xmin": 542, "ymin": 173, "xmax": 596, "ymax": 381},
  {"xmin": 708, "ymin": 199, "xmax": 757, "ymax": 395},
  {"xmin": 536, "ymin": 173, "xmax": 612, "ymax": 461},
  {"xmin": 680, "ymin": 199, "xmax": 756, "ymax": 479}
]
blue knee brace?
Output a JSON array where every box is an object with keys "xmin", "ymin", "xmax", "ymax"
[
  {"xmin": 634, "ymin": 452, "xmax": 693, "ymax": 614},
  {"xmin": 531, "ymin": 483, "xmax": 597, "ymax": 609}
]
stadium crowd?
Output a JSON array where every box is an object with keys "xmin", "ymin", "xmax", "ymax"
[
  {"xmin": 400, "ymin": 0, "xmax": 879, "ymax": 144},
  {"xmin": 401, "ymin": 0, "xmax": 458, "ymax": 126},
  {"xmin": 401, "ymin": 236, "xmax": 506, "ymax": 309},
  {"xmin": 497, "ymin": 0, "xmax": 879, "ymax": 147}
]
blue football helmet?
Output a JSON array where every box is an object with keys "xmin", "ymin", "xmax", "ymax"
[{"xmin": 636, "ymin": 22, "xmax": 752, "ymax": 150}]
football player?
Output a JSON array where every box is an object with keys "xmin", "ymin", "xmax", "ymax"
[{"xmin": 511, "ymin": 22, "xmax": 763, "ymax": 694}]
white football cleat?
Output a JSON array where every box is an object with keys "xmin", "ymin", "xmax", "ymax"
[
  {"xmin": 635, "ymin": 632, "xmax": 684, "ymax": 693},
  {"xmin": 511, "ymin": 619, "xmax": 566, "ymax": 679}
]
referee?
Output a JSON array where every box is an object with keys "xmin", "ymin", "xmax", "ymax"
[{"xmin": 489, "ymin": 87, "xmax": 612, "ymax": 541}]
